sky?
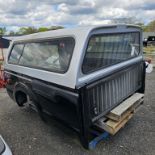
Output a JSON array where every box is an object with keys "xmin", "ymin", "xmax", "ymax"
[{"xmin": 0, "ymin": 0, "xmax": 155, "ymax": 31}]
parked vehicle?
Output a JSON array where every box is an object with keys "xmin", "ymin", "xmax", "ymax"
[
  {"xmin": 143, "ymin": 36, "xmax": 155, "ymax": 47},
  {"xmin": 147, "ymin": 36, "xmax": 155, "ymax": 46},
  {"xmin": 4, "ymin": 25, "xmax": 146, "ymax": 149},
  {"xmin": 0, "ymin": 135, "xmax": 12, "ymax": 155}
]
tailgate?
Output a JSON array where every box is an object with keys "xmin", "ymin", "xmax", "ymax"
[{"xmin": 85, "ymin": 62, "xmax": 144, "ymax": 122}]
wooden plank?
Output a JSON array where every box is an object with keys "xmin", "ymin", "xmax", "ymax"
[
  {"xmin": 109, "ymin": 113, "xmax": 133, "ymax": 135},
  {"xmin": 106, "ymin": 111, "xmax": 134, "ymax": 129},
  {"xmin": 97, "ymin": 117, "xmax": 107, "ymax": 126},
  {"xmin": 95, "ymin": 112, "xmax": 134, "ymax": 135},
  {"xmin": 94, "ymin": 120, "xmax": 113, "ymax": 135},
  {"xmin": 106, "ymin": 98, "xmax": 143, "ymax": 121},
  {"xmin": 106, "ymin": 93, "xmax": 144, "ymax": 121},
  {"xmin": 111, "ymin": 93, "xmax": 144, "ymax": 115},
  {"xmin": 110, "ymin": 93, "xmax": 144, "ymax": 115},
  {"xmin": 131, "ymin": 98, "xmax": 144, "ymax": 110}
]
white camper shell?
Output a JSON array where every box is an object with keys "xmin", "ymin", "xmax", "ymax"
[{"xmin": 5, "ymin": 25, "xmax": 143, "ymax": 89}]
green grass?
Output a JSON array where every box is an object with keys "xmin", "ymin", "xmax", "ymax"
[
  {"xmin": 143, "ymin": 46, "xmax": 155, "ymax": 54},
  {"xmin": 0, "ymin": 60, "xmax": 3, "ymax": 66}
]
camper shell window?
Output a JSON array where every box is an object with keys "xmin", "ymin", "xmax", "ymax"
[
  {"xmin": 8, "ymin": 44, "xmax": 24, "ymax": 64},
  {"xmin": 8, "ymin": 37, "xmax": 75, "ymax": 73},
  {"xmin": 82, "ymin": 32, "xmax": 140, "ymax": 74}
]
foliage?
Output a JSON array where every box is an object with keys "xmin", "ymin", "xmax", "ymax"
[
  {"xmin": 143, "ymin": 46, "xmax": 155, "ymax": 53},
  {"xmin": 0, "ymin": 19, "xmax": 155, "ymax": 36},
  {"xmin": 0, "ymin": 26, "xmax": 64, "ymax": 36},
  {"xmin": 16, "ymin": 26, "xmax": 64, "ymax": 35},
  {"xmin": 18, "ymin": 27, "xmax": 38, "ymax": 35},
  {"xmin": 0, "ymin": 27, "xmax": 6, "ymax": 35},
  {"xmin": 111, "ymin": 18, "xmax": 155, "ymax": 32},
  {"xmin": 143, "ymin": 20, "xmax": 155, "ymax": 32}
]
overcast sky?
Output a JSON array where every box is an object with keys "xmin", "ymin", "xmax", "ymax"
[{"xmin": 0, "ymin": 0, "xmax": 155, "ymax": 31}]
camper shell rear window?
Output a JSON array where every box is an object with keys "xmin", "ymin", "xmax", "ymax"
[
  {"xmin": 8, "ymin": 37, "xmax": 75, "ymax": 73},
  {"xmin": 82, "ymin": 32, "xmax": 140, "ymax": 74}
]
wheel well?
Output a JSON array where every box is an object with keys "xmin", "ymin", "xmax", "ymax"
[{"xmin": 15, "ymin": 91, "xmax": 27, "ymax": 106}]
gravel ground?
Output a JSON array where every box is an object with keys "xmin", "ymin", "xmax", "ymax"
[{"xmin": 0, "ymin": 72, "xmax": 155, "ymax": 155}]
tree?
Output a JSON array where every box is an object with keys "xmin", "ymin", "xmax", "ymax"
[
  {"xmin": 17, "ymin": 27, "xmax": 38, "ymax": 35},
  {"xmin": 9, "ymin": 31, "xmax": 16, "ymax": 35},
  {"xmin": 15, "ymin": 26, "xmax": 64, "ymax": 35},
  {"xmin": 49, "ymin": 26, "xmax": 64, "ymax": 30},
  {"xmin": 143, "ymin": 20, "xmax": 155, "ymax": 32},
  {"xmin": 0, "ymin": 27, "xmax": 6, "ymax": 35},
  {"xmin": 38, "ymin": 27, "xmax": 49, "ymax": 32},
  {"xmin": 38, "ymin": 26, "xmax": 64, "ymax": 32}
]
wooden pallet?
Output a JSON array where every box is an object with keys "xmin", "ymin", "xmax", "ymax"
[
  {"xmin": 106, "ymin": 93, "xmax": 144, "ymax": 121},
  {"xmin": 94, "ymin": 93, "xmax": 144, "ymax": 135}
]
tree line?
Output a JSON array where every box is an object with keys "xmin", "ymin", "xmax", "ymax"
[
  {"xmin": 0, "ymin": 26, "xmax": 64, "ymax": 36},
  {"xmin": 0, "ymin": 19, "xmax": 155, "ymax": 36},
  {"xmin": 111, "ymin": 19, "xmax": 155, "ymax": 32}
]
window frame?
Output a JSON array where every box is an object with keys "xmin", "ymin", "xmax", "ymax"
[
  {"xmin": 8, "ymin": 43, "xmax": 25, "ymax": 64},
  {"xmin": 82, "ymin": 32, "xmax": 141, "ymax": 74},
  {"xmin": 8, "ymin": 37, "xmax": 75, "ymax": 74}
]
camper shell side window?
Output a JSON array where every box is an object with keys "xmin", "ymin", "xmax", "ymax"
[
  {"xmin": 8, "ymin": 37, "xmax": 75, "ymax": 73},
  {"xmin": 82, "ymin": 32, "xmax": 140, "ymax": 74},
  {"xmin": 8, "ymin": 44, "xmax": 24, "ymax": 64}
]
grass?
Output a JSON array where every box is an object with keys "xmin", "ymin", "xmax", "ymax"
[
  {"xmin": 143, "ymin": 46, "xmax": 155, "ymax": 64},
  {"xmin": 143, "ymin": 46, "xmax": 155, "ymax": 54}
]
